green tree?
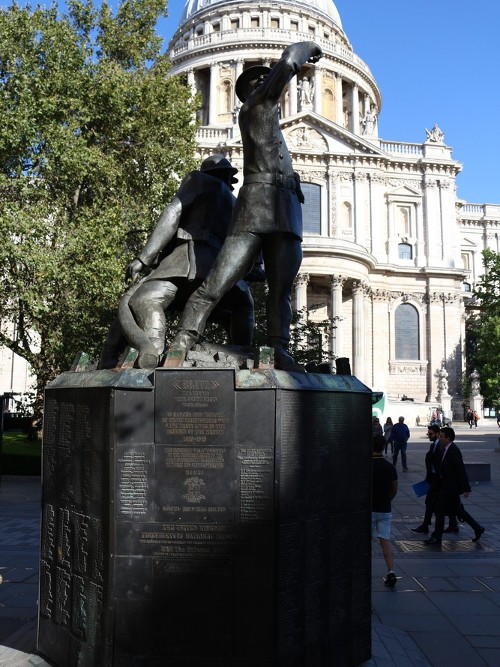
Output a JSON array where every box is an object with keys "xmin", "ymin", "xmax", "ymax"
[
  {"xmin": 468, "ymin": 249, "xmax": 500, "ymax": 405},
  {"xmin": 0, "ymin": 0, "xmax": 198, "ymax": 423}
]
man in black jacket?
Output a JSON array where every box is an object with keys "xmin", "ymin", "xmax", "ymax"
[
  {"xmin": 372, "ymin": 435, "xmax": 399, "ymax": 587},
  {"xmin": 424, "ymin": 427, "xmax": 485, "ymax": 545},
  {"xmin": 411, "ymin": 424, "xmax": 458, "ymax": 535}
]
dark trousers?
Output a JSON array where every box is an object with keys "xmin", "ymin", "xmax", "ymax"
[
  {"xmin": 423, "ymin": 489, "xmax": 458, "ymax": 529},
  {"xmin": 433, "ymin": 502, "xmax": 481, "ymax": 540},
  {"xmin": 423, "ymin": 504, "xmax": 458, "ymax": 529},
  {"xmin": 178, "ymin": 232, "xmax": 302, "ymax": 349}
]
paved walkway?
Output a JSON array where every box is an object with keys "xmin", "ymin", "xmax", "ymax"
[{"xmin": 1, "ymin": 422, "xmax": 499, "ymax": 666}]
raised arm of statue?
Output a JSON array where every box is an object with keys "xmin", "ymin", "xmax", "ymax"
[{"xmin": 252, "ymin": 41, "xmax": 323, "ymax": 106}]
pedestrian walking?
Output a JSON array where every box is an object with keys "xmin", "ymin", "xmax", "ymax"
[
  {"xmin": 410, "ymin": 424, "xmax": 458, "ymax": 535},
  {"xmin": 383, "ymin": 417, "xmax": 393, "ymax": 455},
  {"xmin": 372, "ymin": 416, "xmax": 383, "ymax": 436},
  {"xmin": 423, "ymin": 427, "xmax": 485, "ymax": 545},
  {"xmin": 372, "ymin": 435, "xmax": 398, "ymax": 587},
  {"xmin": 391, "ymin": 416, "xmax": 410, "ymax": 471}
]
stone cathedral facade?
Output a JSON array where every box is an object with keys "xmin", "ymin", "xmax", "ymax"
[
  {"xmin": 168, "ymin": 0, "xmax": 500, "ymax": 416},
  {"xmin": 2, "ymin": 0, "xmax": 500, "ymax": 417}
]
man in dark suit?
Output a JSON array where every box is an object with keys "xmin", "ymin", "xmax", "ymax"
[
  {"xmin": 411, "ymin": 424, "xmax": 459, "ymax": 535},
  {"xmin": 424, "ymin": 427, "xmax": 485, "ymax": 545}
]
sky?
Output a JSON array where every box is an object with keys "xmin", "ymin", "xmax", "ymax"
[
  {"xmin": 159, "ymin": 0, "xmax": 500, "ymax": 205},
  {"xmin": 2, "ymin": 0, "xmax": 498, "ymax": 204}
]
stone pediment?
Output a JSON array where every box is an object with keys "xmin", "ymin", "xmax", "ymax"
[
  {"xmin": 225, "ymin": 112, "xmax": 388, "ymax": 157},
  {"xmin": 386, "ymin": 185, "xmax": 422, "ymax": 200}
]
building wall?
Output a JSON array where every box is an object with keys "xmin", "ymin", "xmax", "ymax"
[
  {"xmin": 2, "ymin": 0, "xmax": 499, "ymax": 415},
  {"xmin": 170, "ymin": 0, "xmax": 500, "ymax": 412},
  {"xmin": 0, "ymin": 322, "xmax": 35, "ymax": 407}
]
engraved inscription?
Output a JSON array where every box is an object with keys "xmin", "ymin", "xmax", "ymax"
[
  {"xmin": 71, "ymin": 575, "xmax": 86, "ymax": 640},
  {"xmin": 74, "ymin": 513, "xmax": 89, "ymax": 575},
  {"xmin": 238, "ymin": 448, "xmax": 273, "ymax": 524},
  {"xmin": 41, "ymin": 504, "xmax": 55, "ymax": 560},
  {"xmin": 135, "ymin": 523, "xmax": 242, "ymax": 559},
  {"xmin": 39, "ymin": 559, "xmax": 53, "ymax": 618},
  {"xmin": 57, "ymin": 509, "xmax": 71, "ymax": 566},
  {"xmin": 162, "ymin": 411, "xmax": 229, "ymax": 444},
  {"xmin": 74, "ymin": 405, "xmax": 92, "ymax": 449},
  {"xmin": 118, "ymin": 450, "xmax": 150, "ymax": 516},
  {"xmin": 165, "ymin": 447, "xmax": 225, "ymax": 473},
  {"xmin": 159, "ymin": 445, "xmax": 234, "ymax": 522},
  {"xmin": 172, "ymin": 379, "xmax": 221, "ymax": 408},
  {"xmin": 55, "ymin": 566, "xmax": 71, "ymax": 626},
  {"xmin": 155, "ymin": 370, "xmax": 235, "ymax": 447},
  {"xmin": 43, "ymin": 398, "xmax": 59, "ymax": 446}
]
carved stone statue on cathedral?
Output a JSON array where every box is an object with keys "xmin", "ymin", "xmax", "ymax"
[
  {"xmin": 298, "ymin": 76, "xmax": 314, "ymax": 109},
  {"xmin": 362, "ymin": 107, "xmax": 377, "ymax": 136},
  {"xmin": 437, "ymin": 367, "xmax": 450, "ymax": 398},
  {"xmin": 425, "ymin": 123, "xmax": 445, "ymax": 144},
  {"xmin": 470, "ymin": 369, "xmax": 481, "ymax": 397}
]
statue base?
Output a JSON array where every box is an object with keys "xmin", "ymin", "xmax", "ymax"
[{"xmin": 38, "ymin": 368, "xmax": 372, "ymax": 666}]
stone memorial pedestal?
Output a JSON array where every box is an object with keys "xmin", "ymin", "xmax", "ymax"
[{"xmin": 38, "ymin": 367, "xmax": 372, "ymax": 666}]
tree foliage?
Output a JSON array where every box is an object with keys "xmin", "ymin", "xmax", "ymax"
[
  {"xmin": 468, "ymin": 249, "xmax": 500, "ymax": 404},
  {"xmin": 0, "ymin": 0, "xmax": 198, "ymax": 411}
]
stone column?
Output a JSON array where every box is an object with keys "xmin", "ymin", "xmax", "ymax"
[
  {"xmin": 352, "ymin": 280, "xmax": 365, "ymax": 381},
  {"xmin": 234, "ymin": 59, "xmax": 244, "ymax": 118},
  {"xmin": 294, "ymin": 273, "xmax": 309, "ymax": 351},
  {"xmin": 187, "ymin": 69, "xmax": 196, "ymax": 99},
  {"xmin": 371, "ymin": 289, "xmax": 392, "ymax": 391},
  {"xmin": 294, "ymin": 273, "xmax": 309, "ymax": 313},
  {"xmin": 437, "ymin": 367, "xmax": 452, "ymax": 421},
  {"xmin": 289, "ymin": 76, "xmax": 298, "ymax": 116},
  {"xmin": 470, "ymin": 369, "xmax": 483, "ymax": 417},
  {"xmin": 208, "ymin": 62, "xmax": 218, "ymax": 125},
  {"xmin": 313, "ymin": 67, "xmax": 322, "ymax": 114},
  {"xmin": 351, "ymin": 83, "xmax": 360, "ymax": 135},
  {"xmin": 353, "ymin": 172, "xmax": 368, "ymax": 246},
  {"xmin": 336, "ymin": 74, "xmax": 343, "ymax": 126},
  {"xmin": 330, "ymin": 275, "xmax": 344, "ymax": 359},
  {"xmin": 423, "ymin": 177, "xmax": 441, "ymax": 265}
]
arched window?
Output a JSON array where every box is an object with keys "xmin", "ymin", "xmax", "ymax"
[
  {"xmin": 395, "ymin": 303, "xmax": 419, "ymax": 360},
  {"xmin": 341, "ymin": 201, "xmax": 352, "ymax": 232},
  {"xmin": 397, "ymin": 206, "xmax": 410, "ymax": 235},
  {"xmin": 219, "ymin": 79, "xmax": 232, "ymax": 114},
  {"xmin": 322, "ymin": 87, "xmax": 335, "ymax": 121},
  {"xmin": 398, "ymin": 243, "xmax": 413, "ymax": 260},
  {"xmin": 301, "ymin": 183, "xmax": 321, "ymax": 234}
]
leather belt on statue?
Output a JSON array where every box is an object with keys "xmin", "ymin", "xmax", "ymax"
[{"xmin": 243, "ymin": 172, "xmax": 297, "ymax": 190}]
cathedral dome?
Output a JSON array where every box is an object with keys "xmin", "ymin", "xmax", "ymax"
[{"xmin": 181, "ymin": 0, "xmax": 342, "ymax": 28}]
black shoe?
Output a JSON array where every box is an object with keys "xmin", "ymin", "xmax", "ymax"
[
  {"xmin": 443, "ymin": 526, "xmax": 459, "ymax": 533},
  {"xmin": 411, "ymin": 525, "xmax": 429, "ymax": 534},
  {"xmin": 423, "ymin": 536, "xmax": 441, "ymax": 545},
  {"xmin": 402, "ymin": 467, "xmax": 408, "ymax": 472},
  {"xmin": 273, "ymin": 347, "xmax": 303, "ymax": 371},
  {"xmin": 384, "ymin": 572, "xmax": 397, "ymax": 588},
  {"xmin": 472, "ymin": 527, "xmax": 485, "ymax": 542}
]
